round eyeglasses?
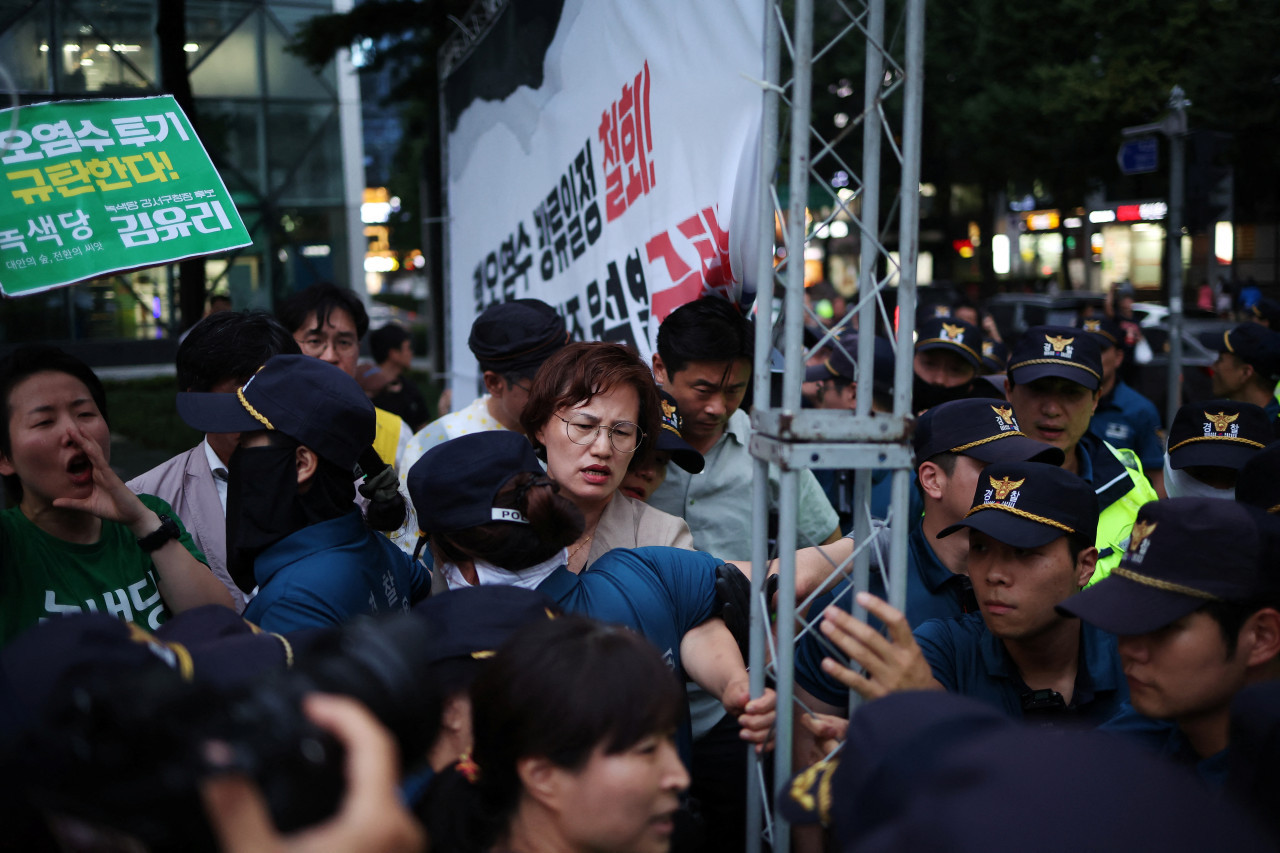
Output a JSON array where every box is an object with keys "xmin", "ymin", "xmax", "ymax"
[{"xmin": 554, "ymin": 414, "xmax": 645, "ymax": 453}]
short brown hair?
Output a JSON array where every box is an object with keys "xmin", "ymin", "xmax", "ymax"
[{"xmin": 519, "ymin": 341, "xmax": 661, "ymax": 472}]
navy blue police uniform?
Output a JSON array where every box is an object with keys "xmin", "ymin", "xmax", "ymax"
[{"xmin": 793, "ymin": 398, "xmax": 1063, "ymax": 709}]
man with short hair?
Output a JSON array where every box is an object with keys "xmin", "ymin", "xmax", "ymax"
[
  {"xmin": 278, "ymin": 284, "xmax": 422, "ymax": 556},
  {"xmin": 1237, "ymin": 441, "xmax": 1280, "ymax": 512},
  {"xmin": 1005, "ymin": 325, "xmax": 1157, "ymax": 582},
  {"xmin": 649, "ymin": 295, "xmax": 838, "ymax": 853},
  {"xmin": 1250, "ymin": 297, "xmax": 1280, "ymax": 329},
  {"xmin": 276, "ymin": 283, "xmax": 413, "ymax": 472},
  {"xmin": 127, "ymin": 311, "xmax": 299, "ymax": 611},
  {"xmin": 819, "ymin": 460, "xmax": 1128, "ymax": 725},
  {"xmin": 808, "ymin": 334, "xmax": 898, "ymax": 524},
  {"xmin": 365, "ymin": 323, "xmax": 430, "ymax": 432},
  {"xmin": 1204, "ymin": 323, "xmax": 1280, "ymax": 424},
  {"xmin": 398, "ymin": 298, "xmax": 568, "ymax": 479},
  {"xmin": 1246, "ymin": 298, "xmax": 1280, "ymax": 415},
  {"xmin": 1060, "ymin": 498, "xmax": 1280, "ymax": 785},
  {"xmin": 1080, "ymin": 316, "xmax": 1164, "ymax": 495},
  {"xmin": 649, "ymin": 296, "xmax": 840, "ymax": 556}
]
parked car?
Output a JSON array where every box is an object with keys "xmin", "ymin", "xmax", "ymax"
[
  {"xmin": 984, "ymin": 291, "xmax": 1106, "ymax": 344},
  {"xmin": 1128, "ymin": 319, "xmax": 1233, "ymax": 417},
  {"xmin": 1130, "ymin": 302, "xmax": 1219, "ymax": 328}
]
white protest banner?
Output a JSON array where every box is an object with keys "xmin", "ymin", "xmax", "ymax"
[{"xmin": 443, "ymin": 0, "xmax": 765, "ymax": 400}]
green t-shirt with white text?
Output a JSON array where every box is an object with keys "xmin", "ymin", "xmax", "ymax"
[{"xmin": 0, "ymin": 494, "xmax": 207, "ymax": 646}]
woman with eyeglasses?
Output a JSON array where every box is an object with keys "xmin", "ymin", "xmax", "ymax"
[{"xmin": 519, "ymin": 342, "xmax": 694, "ymax": 574}]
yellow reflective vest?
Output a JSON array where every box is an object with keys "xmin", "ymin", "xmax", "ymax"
[{"xmin": 1080, "ymin": 434, "xmax": 1159, "ymax": 587}]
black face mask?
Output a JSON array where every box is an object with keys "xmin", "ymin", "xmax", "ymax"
[
  {"xmin": 912, "ymin": 373, "xmax": 977, "ymax": 414},
  {"xmin": 225, "ymin": 444, "xmax": 305, "ymax": 593}
]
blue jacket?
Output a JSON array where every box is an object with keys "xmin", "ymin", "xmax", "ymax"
[
  {"xmin": 244, "ymin": 510, "xmax": 428, "ymax": 633},
  {"xmin": 536, "ymin": 546, "xmax": 720, "ymax": 678},
  {"xmin": 536, "ymin": 546, "xmax": 722, "ymax": 763}
]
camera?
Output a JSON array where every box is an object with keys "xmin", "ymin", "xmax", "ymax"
[{"xmin": 5, "ymin": 613, "xmax": 435, "ymax": 852}]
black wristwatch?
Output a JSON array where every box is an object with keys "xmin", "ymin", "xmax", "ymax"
[{"xmin": 137, "ymin": 514, "xmax": 181, "ymax": 553}]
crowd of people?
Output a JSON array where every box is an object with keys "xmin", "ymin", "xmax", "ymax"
[{"xmin": 2, "ymin": 281, "xmax": 1280, "ymax": 852}]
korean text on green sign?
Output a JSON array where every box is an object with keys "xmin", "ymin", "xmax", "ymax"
[{"xmin": 0, "ymin": 95, "xmax": 251, "ymax": 297}]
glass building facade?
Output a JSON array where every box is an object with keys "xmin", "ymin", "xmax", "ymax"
[{"xmin": 0, "ymin": 1, "xmax": 362, "ymax": 360}]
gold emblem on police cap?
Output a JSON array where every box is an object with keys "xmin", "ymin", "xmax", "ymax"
[
  {"xmin": 1084, "ymin": 319, "xmax": 1101, "ymax": 332},
  {"xmin": 1204, "ymin": 411, "xmax": 1238, "ymax": 434},
  {"xmin": 942, "ymin": 322, "xmax": 965, "ymax": 342},
  {"xmin": 989, "ymin": 475, "xmax": 1025, "ymax": 501},
  {"xmin": 1129, "ymin": 520, "xmax": 1158, "ymax": 553},
  {"xmin": 991, "ymin": 405, "xmax": 1015, "ymax": 425},
  {"xmin": 1044, "ymin": 334, "xmax": 1074, "ymax": 354},
  {"xmin": 661, "ymin": 399, "xmax": 678, "ymax": 421}
]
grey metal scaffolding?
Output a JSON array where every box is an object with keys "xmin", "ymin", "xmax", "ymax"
[{"xmin": 744, "ymin": 0, "xmax": 924, "ymax": 849}]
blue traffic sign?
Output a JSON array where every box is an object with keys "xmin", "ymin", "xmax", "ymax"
[{"xmin": 1118, "ymin": 136, "xmax": 1159, "ymax": 175}]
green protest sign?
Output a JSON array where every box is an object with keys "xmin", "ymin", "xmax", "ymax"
[{"xmin": 0, "ymin": 95, "xmax": 250, "ymax": 297}]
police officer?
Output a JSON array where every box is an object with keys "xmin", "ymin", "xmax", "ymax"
[
  {"xmin": 405, "ymin": 431, "xmax": 777, "ymax": 761},
  {"xmin": 1080, "ymin": 316, "xmax": 1164, "ymax": 495},
  {"xmin": 778, "ymin": 692, "xmax": 1272, "ymax": 853},
  {"xmin": 817, "ymin": 461, "xmax": 1128, "ymax": 725},
  {"xmin": 1237, "ymin": 441, "xmax": 1280, "ymax": 512},
  {"xmin": 913, "ymin": 316, "xmax": 1003, "ymax": 413},
  {"xmin": 807, "ymin": 334, "xmax": 898, "ymax": 524},
  {"xmin": 1163, "ymin": 399, "xmax": 1273, "ymax": 499},
  {"xmin": 1004, "ymin": 325, "xmax": 1158, "ymax": 583},
  {"xmin": 792, "ymin": 398, "xmax": 1063, "ymax": 714},
  {"xmin": 1203, "ymin": 323, "xmax": 1280, "ymax": 426},
  {"xmin": 1060, "ymin": 498, "xmax": 1280, "ymax": 787}
]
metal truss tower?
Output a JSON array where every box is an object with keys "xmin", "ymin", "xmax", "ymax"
[{"xmin": 745, "ymin": 0, "xmax": 925, "ymax": 849}]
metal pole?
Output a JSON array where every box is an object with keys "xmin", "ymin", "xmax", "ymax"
[
  {"xmin": 849, "ymin": 0, "xmax": 886, "ymax": 681},
  {"xmin": 771, "ymin": 1, "xmax": 814, "ymax": 849},
  {"xmin": 1165, "ymin": 86, "xmax": 1188, "ymax": 428},
  {"xmin": 745, "ymin": 0, "xmax": 783, "ymax": 847},
  {"xmin": 886, "ymin": 0, "xmax": 925, "ymax": 609}
]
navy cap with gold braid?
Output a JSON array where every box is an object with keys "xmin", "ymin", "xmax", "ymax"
[
  {"xmin": 1007, "ymin": 324, "xmax": 1102, "ymax": 392},
  {"xmin": 913, "ymin": 398, "xmax": 1064, "ymax": 466},
  {"xmin": 1167, "ymin": 399, "xmax": 1272, "ymax": 471},
  {"xmin": 654, "ymin": 389, "xmax": 705, "ymax": 474},
  {"xmin": 778, "ymin": 692, "xmax": 1012, "ymax": 848},
  {"xmin": 916, "ymin": 316, "xmax": 982, "ymax": 369},
  {"xmin": 938, "ymin": 460, "xmax": 1099, "ymax": 549},
  {"xmin": 177, "ymin": 354, "xmax": 376, "ymax": 471},
  {"xmin": 1059, "ymin": 498, "xmax": 1280, "ymax": 635}
]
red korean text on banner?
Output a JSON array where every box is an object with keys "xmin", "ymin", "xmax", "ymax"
[
  {"xmin": 599, "ymin": 61, "xmax": 655, "ymax": 223},
  {"xmin": 646, "ymin": 205, "xmax": 734, "ymax": 321}
]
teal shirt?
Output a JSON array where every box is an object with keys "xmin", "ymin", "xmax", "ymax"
[{"xmin": 650, "ymin": 409, "xmax": 840, "ymax": 559}]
